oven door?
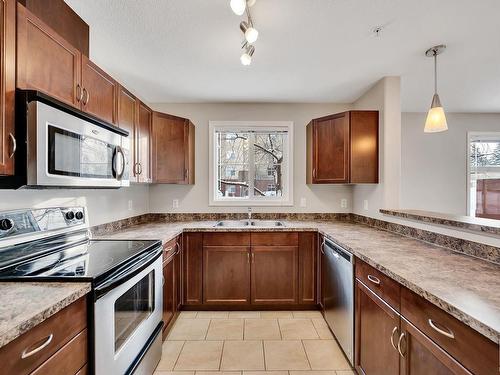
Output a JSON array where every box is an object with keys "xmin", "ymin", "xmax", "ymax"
[
  {"xmin": 94, "ymin": 253, "xmax": 162, "ymax": 375},
  {"xmin": 28, "ymin": 100, "xmax": 129, "ymax": 187}
]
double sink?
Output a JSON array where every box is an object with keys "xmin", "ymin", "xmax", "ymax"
[{"xmin": 214, "ymin": 220, "xmax": 285, "ymax": 228}]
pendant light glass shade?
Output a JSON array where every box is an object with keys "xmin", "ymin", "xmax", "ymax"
[
  {"xmin": 424, "ymin": 94, "xmax": 448, "ymax": 132},
  {"xmin": 230, "ymin": 0, "xmax": 246, "ymax": 15},
  {"xmin": 424, "ymin": 45, "xmax": 447, "ymax": 133}
]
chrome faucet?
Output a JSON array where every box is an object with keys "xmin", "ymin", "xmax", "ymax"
[{"xmin": 247, "ymin": 207, "xmax": 252, "ymax": 222}]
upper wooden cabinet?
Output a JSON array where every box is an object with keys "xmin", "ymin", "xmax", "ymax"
[
  {"xmin": 0, "ymin": 0, "xmax": 16, "ymax": 176},
  {"xmin": 306, "ymin": 110, "xmax": 379, "ymax": 184},
  {"xmin": 17, "ymin": 4, "xmax": 117, "ymax": 125},
  {"xmin": 136, "ymin": 101, "xmax": 152, "ymax": 183},
  {"xmin": 117, "ymin": 86, "xmax": 138, "ymax": 182},
  {"xmin": 17, "ymin": 3, "xmax": 81, "ymax": 108},
  {"xmin": 152, "ymin": 112, "xmax": 195, "ymax": 184},
  {"xmin": 80, "ymin": 55, "xmax": 117, "ymax": 124}
]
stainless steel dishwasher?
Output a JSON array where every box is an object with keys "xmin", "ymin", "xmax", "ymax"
[{"xmin": 322, "ymin": 237, "xmax": 354, "ymax": 365}]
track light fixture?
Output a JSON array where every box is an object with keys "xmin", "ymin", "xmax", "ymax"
[
  {"xmin": 240, "ymin": 43, "xmax": 255, "ymax": 66},
  {"xmin": 229, "ymin": 0, "xmax": 258, "ymax": 65}
]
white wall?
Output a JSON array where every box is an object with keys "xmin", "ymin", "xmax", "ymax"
[
  {"xmin": 0, "ymin": 185, "xmax": 149, "ymax": 226},
  {"xmin": 401, "ymin": 112, "xmax": 500, "ymax": 215},
  {"xmin": 149, "ymin": 103, "xmax": 354, "ymax": 213},
  {"xmin": 352, "ymin": 77, "xmax": 402, "ymax": 218}
]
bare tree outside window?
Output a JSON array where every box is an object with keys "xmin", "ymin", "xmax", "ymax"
[{"xmin": 215, "ymin": 130, "xmax": 287, "ymax": 200}]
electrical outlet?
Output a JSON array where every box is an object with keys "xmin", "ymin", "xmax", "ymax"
[
  {"xmin": 172, "ymin": 199, "xmax": 179, "ymax": 209},
  {"xmin": 363, "ymin": 200, "xmax": 369, "ymax": 211},
  {"xmin": 341, "ymin": 199, "xmax": 347, "ymax": 209},
  {"xmin": 300, "ymin": 197, "xmax": 307, "ymax": 207},
  {"xmin": 127, "ymin": 200, "xmax": 133, "ymax": 211}
]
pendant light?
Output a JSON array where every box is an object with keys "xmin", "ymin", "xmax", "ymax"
[
  {"xmin": 240, "ymin": 21, "xmax": 259, "ymax": 44},
  {"xmin": 230, "ymin": 0, "xmax": 256, "ymax": 16},
  {"xmin": 424, "ymin": 45, "xmax": 448, "ymax": 133},
  {"xmin": 240, "ymin": 44, "xmax": 255, "ymax": 66}
]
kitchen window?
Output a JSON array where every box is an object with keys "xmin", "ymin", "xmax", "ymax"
[
  {"xmin": 209, "ymin": 121, "xmax": 293, "ymax": 206},
  {"xmin": 467, "ymin": 132, "xmax": 500, "ymax": 219}
]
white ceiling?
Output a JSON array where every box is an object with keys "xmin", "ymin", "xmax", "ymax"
[{"xmin": 65, "ymin": 0, "xmax": 500, "ymax": 112}]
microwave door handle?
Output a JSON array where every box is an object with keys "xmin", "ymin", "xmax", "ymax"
[{"xmin": 112, "ymin": 146, "xmax": 126, "ymax": 181}]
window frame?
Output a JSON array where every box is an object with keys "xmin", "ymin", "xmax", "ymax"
[
  {"xmin": 209, "ymin": 121, "xmax": 294, "ymax": 206},
  {"xmin": 466, "ymin": 131, "xmax": 500, "ymax": 217}
]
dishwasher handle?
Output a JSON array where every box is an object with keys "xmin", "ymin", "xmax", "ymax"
[{"xmin": 324, "ymin": 238, "xmax": 352, "ymax": 263}]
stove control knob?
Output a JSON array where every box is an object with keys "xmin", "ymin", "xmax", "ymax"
[
  {"xmin": 65, "ymin": 211, "xmax": 75, "ymax": 220},
  {"xmin": 75, "ymin": 211, "xmax": 84, "ymax": 220},
  {"xmin": 0, "ymin": 218, "xmax": 14, "ymax": 231}
]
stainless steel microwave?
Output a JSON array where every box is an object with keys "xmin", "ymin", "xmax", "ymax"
[{"xmin": 1, "ymin": 90, "xmax": 130, "ymax": 189}]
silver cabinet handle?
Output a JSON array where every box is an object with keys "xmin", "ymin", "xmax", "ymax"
[
  {"xmin": 184, "ymin": 168, "xmax": 188, "ymax": 179},
  {"xmin": 247, "ymin": 252, "xmax": 250, "ymax": 263},
  {"xmin": 312, "ymin": 168, "xmax": 316, "ymax": 179},
  {"xmin": 164, "ymin": 246, "xmax": 174, "ymax": 253},
  {"xmin": 21, "ymin": 334, "xmax": 53, "ymax": 359},
  {"xmin": 320, "ymin": 238, "xmax": 325, "ymax": 254},
  {"xmin": 390, "ymin": 326, "xmax": 399, "ymax": 351},
  {"xmin": 251, "ymin": 253, "xmax": 255, "ymax": 263},
  {"xmin": 397, "ymin": 332, "xmax": 406, "ymax": 357},
  {"xmin": 367, "ymin": 274, "xmax": 381, "ymax": 285},
  {"xmin": 76, "ymin": 84, "xmax": 83, "ymax": 102},
  {"xmin": 428, "ymin": 319, "xmax": 455, "ymax": 339},
  {"xmin": 138, "ymin": 163, "xmax": 143, "ymax": 175},
  {"xmin": 162, "ymin": 276, "xmax": 165, "ymax": 286},
  {"xmin": 8, "ymin": 133, "xmax": 16, "ymax": 158}
]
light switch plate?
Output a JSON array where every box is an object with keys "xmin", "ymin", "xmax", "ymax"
[
  {"xmin": 172, "ymin": 199, "xmax": 179, "ymax": 209},
  {"xmin": 363, "ymin": 200, "xmax": 369, "ymax": 211},
  {"xmin": 341, "ymin": 199, "xmax": 348, "ymax": 208},
  {"xmin": 300, "ymin": 197, "xmax": 307, "ymax": 207},
  {"xmin": 127, "ymin": 200, "xmax": 133, "ymax": 211}
]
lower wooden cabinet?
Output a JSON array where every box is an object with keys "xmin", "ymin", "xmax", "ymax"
[
  {"xmin": 203, "ymin": 246, "xmax": 251, "ymax": 305},
  {"xmin": 399, "ymin": 318, "xmax": 472, "ymax": 375},
  {"xmin": 162, "ymin": 235, "xmax": 182, "ymax": 339},
  {"xmin": 183, "ymin": 232, "xmax": 315, "ymax": 307},
  {"xmin": 355, "ymin": 280, "xmax": 400, "ymax": 375},
  {"xmin": 251, "ymin": 245, "xmax": 298, "ymax": 304},
  {"xmin": 0, "ymin": 296, "xmax": 88, "ymax": 375},
  {"xmin": 354, "ymin": 260, "xmax": 499, "ymax": 375}
]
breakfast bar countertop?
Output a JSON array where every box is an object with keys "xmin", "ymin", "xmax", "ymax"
[{"xmin": 96, "ymin": 219, "xmax": 500, "ymax": 344}]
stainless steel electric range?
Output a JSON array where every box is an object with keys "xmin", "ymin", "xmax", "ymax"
[{"xmin": 0, "ymin": 207, "xmax": 163, "ymax": 375}]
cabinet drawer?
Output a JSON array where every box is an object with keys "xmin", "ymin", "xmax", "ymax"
[
  {"xmin": 0, "ymin": 296, "xmax": 87, "ymax": 375},
  {"xmin": 355, "ymin": 259, "xmax": 400, "ymax": 311},
  {"xmin": 401, "ymin": 287, "xmax": 498, "ymax": 375},
  {"xmin": 203, "ymin": 232, "xmax": 250, "ymax": 246},
  {"xmin": 31, "ymin": 329, "xmax": 87, "ymax": 375},
  {"xmin": 251, "ymin": 232, "xmax": 298, "ymax": 246},
  {"xmin": 163, "ymin": 237, "xmax": 179, "ymax": 262}
]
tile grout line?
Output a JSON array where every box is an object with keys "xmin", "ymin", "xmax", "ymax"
[
  {"xmin": 205, "ymin": 318, "xmax": 212, "ymax": 340},
  {"xmin": 218, "ymin": 339, "xmax": 225, "ymax": 371},
  {"xmin": 261, "ymin": 340, "xmax": 266, "ymax": 371},
  {"xmin": 277, "ymin": 318, "xmax": 283, "ymax": 340},
  {"xmin": 171, "ymin": 339, "xmax": 187, "ymax": 371},
  {"xmin": 300, "ymin": 339, "xmax": 313, "ymax": 370}
]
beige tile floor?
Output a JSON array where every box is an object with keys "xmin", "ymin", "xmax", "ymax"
[{"xmin": 154, "ymin": 311, "xmax": 355, "ymax": 375}]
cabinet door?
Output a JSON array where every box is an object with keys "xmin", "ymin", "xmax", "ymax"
[
  {"xmin": 117, "ymin": 86, "xmax": 137, "ymax": 181},
  {"xmin": 162, "ymin": 257, "xmax": 175, "ymax": 339},
  {"xmin": 152, "ymin": 112, "xmax": 193, "ymax": 184},
  {"xmin": 355, "ymin": 280, "xmax": 400, "ymax": 375},
  {"xmin": 0, "ymin": 0, "xmax": 15, "ymax": 175},
  {"xmin": 399, "ymin": 318, "xmax": 472, "ymax": 375},
  {"xmin": 137, "ymin": 102, "xmax": 152, "ymax": 183},
  {"xmin": 182, "ymin": 233, "xmax": 203, "ymax": 305},
  {"xmin": 80, "ymin": 55, "xmax": 117, "ymax": 124},
  {"xmin": 312, "ymin": 113, "xmax": 349, "ymax": 183},
  {"xmin": 203, "ymin": 246, "xmax": 250, "ymax": 305},
  {"xmin": 298, "ymin": 232, "xmax": 316, "ymax": 305},
  {"xmin": 174, "ymin": 239, "xmax": 182, "ymax": 311},
  {"xmin": 17, "ymin": 4, "xmax": 81, "ymax": 108},
  {"xmin": 251, "ymin": 246, "xmax": 298, "ymax": 304}
]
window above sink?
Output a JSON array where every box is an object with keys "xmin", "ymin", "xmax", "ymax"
[{"xmin": 209, "ymin": 121, "xmax": 294, "ymax": 206}]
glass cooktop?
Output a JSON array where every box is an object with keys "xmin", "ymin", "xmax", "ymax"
[{"xmin": 0, "ymin": 238, "xmax": 161, "ymax": 281}]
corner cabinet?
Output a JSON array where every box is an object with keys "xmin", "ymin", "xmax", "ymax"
[
  {"xmin": 152, "ymin": 112, "xmax": 195, "ymax": 184},
  {"xmin": 306, "ymin": 110, "xmax": 378, "ymax": 184},
  {"xmin": 0, "ymin": 0, "xmax": 15, "ymax": 176}
]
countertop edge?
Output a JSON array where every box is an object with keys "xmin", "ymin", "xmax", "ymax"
[{"xmin": 0, "ymin": 283, "xmax": 91, "ymax": 349}]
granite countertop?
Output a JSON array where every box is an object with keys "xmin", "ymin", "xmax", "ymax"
[
  {"xmin": 98, "ymin": 219, "xmax": 500, "ymax": 344},
  {"xmin": 0, "ymin": 282, "xmax": 91, "ymax": 349}
]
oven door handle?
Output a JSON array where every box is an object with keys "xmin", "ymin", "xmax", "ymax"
[{"xmin": 94, "ymin": 246, "xmax": 162, "ymax": 300}]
